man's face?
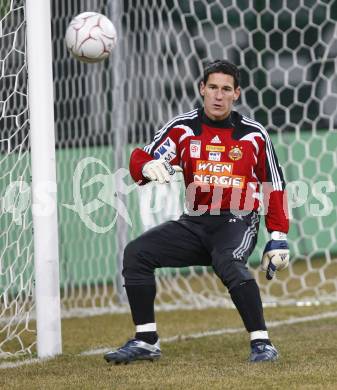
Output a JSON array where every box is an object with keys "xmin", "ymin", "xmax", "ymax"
[{"xmin": 199, "ymin": 73, "xmax": 240, "ymax": 121}]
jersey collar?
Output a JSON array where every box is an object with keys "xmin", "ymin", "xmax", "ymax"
[{"xmin": 201, "ymin": 109, "xmax": 235, "ymax": 129}]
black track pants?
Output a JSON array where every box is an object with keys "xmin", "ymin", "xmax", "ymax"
[{"xmin": 123, "ymin": 211, "xmax": 259, "ymax": 291}]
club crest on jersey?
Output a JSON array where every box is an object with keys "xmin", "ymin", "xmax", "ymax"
[
  {"xmin": 228, "ymin": 146, "xmax": 243, "ymax": 161},
  {"xmin": 190, "ymin": 139, "xmax": 201, "ymax": 158},
  {"xmin": 153, "ymin": 137, "xmax": 176, "ymax": 161},
  {"xmin": 210, "ymin": 135, "xmax": 221, "ymax": 144},
  {"xmin": 208, "ymin": 152, "xmax": 221, "ymax": 161}
]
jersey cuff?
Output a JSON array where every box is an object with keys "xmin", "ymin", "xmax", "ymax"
[{"xmin": 270, "ymin": 231, "xmax": 287, "ymax": 240}]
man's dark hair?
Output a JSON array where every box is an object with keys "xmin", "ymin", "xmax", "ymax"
[{"xmin": 203, "ymin": 60, "xmax": 240, "ymax": 89}]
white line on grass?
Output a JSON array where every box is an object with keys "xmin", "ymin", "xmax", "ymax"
[
  {"xmin": 2, "ymin": 310, "xmax": 337, "ymax": 368},
  {"xmin": 0, "ymin": 358, "xmax": 45, "ymax": 369},
  {"xmin": 80, "ymin": 309, "xmax": 337, "ymax": 356}
]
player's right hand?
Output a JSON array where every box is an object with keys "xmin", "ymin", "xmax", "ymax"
[{"xmin": 142, "ymin": 159, "xmax": 183, "ymax": 184}]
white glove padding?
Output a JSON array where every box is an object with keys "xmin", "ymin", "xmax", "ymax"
[
  {"xmin": 142, "ymin": 159, "xmax": 183, "ymax": 184},
  {"xmin": 261, "ymin": 240, "xmax": 290, "ymax": 280}
]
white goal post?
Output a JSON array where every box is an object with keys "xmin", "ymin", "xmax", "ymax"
[
  {"xmin": 0, "ymin": 0, "xmax": 61, "ymax": 359},
  {"xmin": 26, "ymin": 0, "xmax": 61, "ymax": 357},
  {"xmin": 1, "ymin": 0, "xmax": 337, "ymax": 359}
]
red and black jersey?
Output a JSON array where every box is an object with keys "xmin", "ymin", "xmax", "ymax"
[{"xmin": 130, "ymin": 108, "xmax": 289, "ymax": 233}]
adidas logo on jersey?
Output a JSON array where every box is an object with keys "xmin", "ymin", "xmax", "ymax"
[{"xmin": 210, "ymin": 135, "xmax": 221, "ymax": 144}]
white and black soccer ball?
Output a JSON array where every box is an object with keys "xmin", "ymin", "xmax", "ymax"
[{"xmin": 65, "ymin": 12, "xmax": 117, "ymax": 63}]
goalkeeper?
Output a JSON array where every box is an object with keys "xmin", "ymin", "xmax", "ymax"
[{"xmin": 105, "ymin": 60, "xmax": 290, "ymax": 364}]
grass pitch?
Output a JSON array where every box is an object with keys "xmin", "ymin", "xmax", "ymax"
[{"xmin": 2, "ymin": 304, "xmax": 337, "ymax": 389}]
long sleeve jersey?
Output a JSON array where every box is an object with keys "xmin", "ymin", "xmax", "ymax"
[{"xmin": 130, "ymin": 108, "xmax": 289, "ymax": 233}]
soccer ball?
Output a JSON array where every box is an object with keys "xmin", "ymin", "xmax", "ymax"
[{"xmin": 65, "ymin": 12, "xmax": 117, "ymax": 63}]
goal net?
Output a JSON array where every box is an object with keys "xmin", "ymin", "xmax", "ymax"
[
  {"xmin": 1, "ymin": 0, "xmax": 337, "ymax": 357},
  {"xmin": 0, "ymin": 1, "xmax": 35, "ymax": 358}
]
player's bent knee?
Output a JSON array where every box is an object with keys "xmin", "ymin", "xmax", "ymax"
[
  {"xmin": 122, "ymin": 239, "xmax": 156, "ymax": 284},
  {"xmin": 123, "ymin": 239, "xmax": 141, "ymax": 264},
  {"xmin": 123, "ymin": 239, "xmax": 144, "ymax": 271},
  {"xmin": 122, "ymin": 240, "xmax": 141, "ymax": 276},
  {"xmin": 213, "ymin": 259, "xmax": 253, "ymax": 291}
]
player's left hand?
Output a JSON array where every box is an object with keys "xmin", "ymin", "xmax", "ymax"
[{"xmin": 261, "ymin": 236, "xmax": 290, "ymax": 280}]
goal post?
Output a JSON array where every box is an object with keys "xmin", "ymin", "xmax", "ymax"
[{"xmin": 26, "ymin": 0, "xmax": 61, "ymax": 357}]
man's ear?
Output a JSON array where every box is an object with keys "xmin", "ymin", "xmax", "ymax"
[
  {"xmin": 233, "ymin": 87, "xmax": 241, "ymax": 101},
  {"xmin": 199, "ymin": 81, "xmax": 205, "ymax": 97}
]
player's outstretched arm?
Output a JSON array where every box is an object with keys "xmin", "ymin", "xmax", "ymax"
[{"xmin": 261, "ymin": 231, "xmax": 290, "ymax": 280}]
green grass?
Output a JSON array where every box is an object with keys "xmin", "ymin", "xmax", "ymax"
[{"xmin": 1, "ymin": 304, "xmax": 337, "ymax": 389}]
